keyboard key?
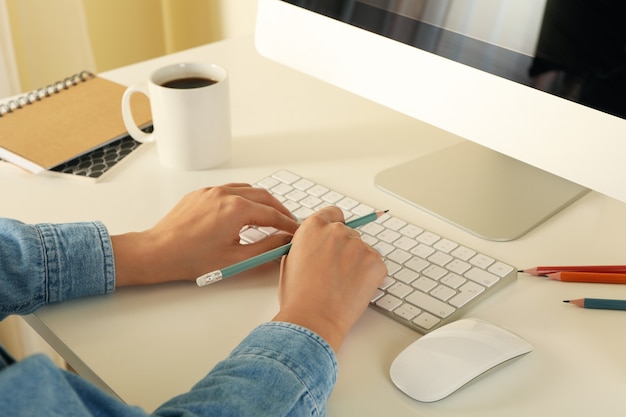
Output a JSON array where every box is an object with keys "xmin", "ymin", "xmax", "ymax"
[
  {"xmin": 281, "ymin": 200, "xmax": 301, "ymax": 213},
  {"xmin": 440, "ymin": 273, "xmax": 466, "ymax": 289},
  {"xmin": 413, "ymin": 312, "xmax": 440, "ymax": 330},
  {"xmin": 387, "ymin": 249, "xmax": 412, "ymax": 265},
  {"xmin": 292, "ymin": 206, "xmax": 315, "ymax": 221},
  {"xmin": 412, "ymin": 276, "xmax": 437, "ymax": 293},
  {"xmin": 308, "ymin": 184, "xmax": 329, "ymax": 197},
  {"xmin": 240, "ymin": 227, "xmax": 267, "ymax": 243},
  {"xmin": 399, "ymin": 224, "xmax": 423, "ymax": 238},
  {"xmin": 387, "ymin": 282, "xmax": 413, "ymax": 299},
  {"xmin": 428, "ymin": 251, "xmax": 453, "ymax": 267},
  {"xmin": 446, "ymin": 259, "xmax": 471, "ymax": 275},
  {"xmin": 352, "ymin": 203, "xmax": 375, "ymax": 216},
  {"xmin": 465, "ymin": 267, "xmax": 499, "ymax": 287},
  {"xmin": 411, "ymin": 244, "xmax": 435, "ymax": 259},
  {"xmin": 378, "ymin": 229, "xmax": 401, "ymax": 244},
  {"xmin": 383, "ymin": 217, "xmax": 407, "ymax": 231},
  {"xmin": 337, "ymin": 197, "xmax": 359, "ymax": 211},
  {"xmin": 373, "ymin": 241, "xmax": 394, "ymax": 256},
  {"xmin": 360, "ymin": 222, "xmax": 385, "ymax": 236},
  {"xmin": 430, "ymin": 284, "xmax": 456, "ymax": 301},
  {"xmin": 451, "ymin": 246, "xmax": 476, "ymax": 261},
  {"xmin": 272, "ymin": 183, "xmax": 293, "ymax": 195},
  {"xmin": 394, "ymin": 268, "xmax": 419, "ymax": 284},
  {"xmin": 470, "ymin": 253, "xmax": 495, "ymax": 269},
  {"xmin": 433, "ymin": 238, "xmax": 458, "ymax": 253},
  {"xmin": 300, "ymin": 195, "xmax": 322, "ymax": 208},
  {"xmin": 489, "ymin": 261, "xmax": 515, "ymax": 278},
  {"xmin": 394, "ymin": 236, "xmax": 418, "ymax": 251},
  {"xmin": 449, "ymin": 281, "xmax": 485, "ymax": 308},
  {"xmin": 322, "ymin": 190, "xmax": 344, "ymax": 204},
  {"xmin": 422, "ymin": 265, "xmax": 447, "ymax": 280},
  {"xmin": 257, "ymin": 177, "xmax": 279, "ymax": 189},
  {"xmin": 376, "ymin": 294, "xmax": 402, "ymax": 312},
  {"xmin": 371, "ymin": 289, "xmax": 384, "ymax": 303},
  {"xmin": 405, "ymin": 257, "xmax": 429, "ymax": 273},
  {"xmin": 273, "ymin": 170, "xmax": 300, "ymax": 184},
  {"xmin": 417, "ymin": 231, "xmax": 440, "ymax": 245},
  {"xmin": 394, "ymin": 303, "xmax": 421, "ymax": 320},
  {"xmin": 406, "ymin": 291, "xmax": 455, "ymax": 318},
  {"xmin": 360, "ymin": 234, "xmax": 378, "ymax": 247},
  {"xmin": 293, "ymin": 178, "xmax": 314, "ymax": 190},
  {"xmin": 384, "ymin": 260, "xmax": 402, "ymax": 276},
  {"xmin": 285, "ymin": 189, "xmax": 308, "ymax": 202},
  {"xmin": 378, "ymin": 276, "xmax": 395, "ymax": 290}
]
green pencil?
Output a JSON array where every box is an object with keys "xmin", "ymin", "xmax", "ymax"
[
  {"xmin": 563, "ymin": 298, "xmax": 626, "ymax": 311},
  {"xmin": 196, "ymin": 210, "xmax": 386, "ymax": 287}
]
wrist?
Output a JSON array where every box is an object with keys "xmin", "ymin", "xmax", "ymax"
[
  {"xmin": 272, "ymin": 310, "xmax": 346, "ymax": 353},
  {"xmin": 111, "ymin": 230, "xmax": 166, "ymax": 286}
]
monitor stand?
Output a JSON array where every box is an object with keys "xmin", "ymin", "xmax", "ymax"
[{"xmin": 375, "ymin": 141, "xmax": 589, "ymax": 241}]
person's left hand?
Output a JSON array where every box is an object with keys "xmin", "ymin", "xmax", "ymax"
[{"xmin": 112, "ymin": 184, "xmax": 299, "ymax": 286}]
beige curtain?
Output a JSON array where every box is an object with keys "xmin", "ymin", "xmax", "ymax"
[
  {"xmin": 5, "ymin": 0, "xmax": 238, "ymax": 92},
  {"xmin": 0, "ymin": 0, "xmax": 19, "ymax": 96}
]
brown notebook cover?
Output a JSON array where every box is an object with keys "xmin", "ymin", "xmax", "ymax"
[{"xmin": 0, "ymin": 72, "xmax": 151, "ymax": 174}]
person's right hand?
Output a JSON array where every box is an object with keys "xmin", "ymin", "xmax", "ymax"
[{"xmin": 273, "ymin": 206, "xmax": 386, "ymax": 352}]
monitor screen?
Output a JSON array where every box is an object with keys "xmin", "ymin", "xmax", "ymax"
[
  {"xmin": 278, "ymin": 0, "xmax": 625, "ymax": 120},
  {"xmin": 255, "ymin": 0, "xmax": 626, "ymax": 240}
]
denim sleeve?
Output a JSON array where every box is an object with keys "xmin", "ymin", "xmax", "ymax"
[
  {"xmin": 0, "ymin": 218, "xmax": 115, "ymax": 320},
  {"xmin": 155, "ymin": 322, "xmax": 338, "ymax": 417},
  {"xmin": 0, "ymin": 323, "xmax": 337, "ymax": 417}
]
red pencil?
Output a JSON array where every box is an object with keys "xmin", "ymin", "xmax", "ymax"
[
  {"xmin": 546, "ymin": 271, "xmax": 626, "ymax": 284},
  {"xmin": 520, "ymin": 265, "xmax": 626, "ymax": 276}
]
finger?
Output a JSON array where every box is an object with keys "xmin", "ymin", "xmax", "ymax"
[
  {"xmin": 226, "ymin": 186, "xmax": 297, "ymax": 221},
  {"xmin": 238, "ymin": 198, "xmax": 299, "ymax": 234},
  {"xmin": 307, "ymin": 206, "xmax": 345, "ymax": 224}
]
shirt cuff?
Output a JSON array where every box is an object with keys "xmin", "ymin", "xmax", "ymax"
[
  {"xmin": 35, "ymin": 221, "xmax": 115, "ymax": 305},
  {"xmin": 178, "ymin": 321, "xmax": 339, "ymax": 416},
  {"xmin": 233, "ymin": 321, "xmax": 339, "ymax": 400}
]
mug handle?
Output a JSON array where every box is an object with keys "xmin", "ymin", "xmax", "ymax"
[{"xmin": 121, "ymin": 84, "xmax": 155, "ymax": 143}]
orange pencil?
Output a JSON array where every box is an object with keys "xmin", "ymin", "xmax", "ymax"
[
  {"xmin": 546, "ymin": 271, "xmax": 626, "ymax": 284},
  {"xmin": 520, "ymin": 265, "xmax": 626, "ymax": 276}
]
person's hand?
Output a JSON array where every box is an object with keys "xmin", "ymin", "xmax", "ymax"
[
  {"xmin": 112, "ymin": 184, "xmax": 300, "ymax": 286},
  {"xmin": 273, "ymin": 206, "xmax": 386, "ymax": 352}
]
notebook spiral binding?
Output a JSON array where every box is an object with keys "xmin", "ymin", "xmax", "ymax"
[{"xmin": 0, "ymin": 70, "xmax": 94, "ymax": 117}]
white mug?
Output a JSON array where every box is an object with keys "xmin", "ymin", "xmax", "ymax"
[{"xmin": 121, "ymin": 62, "xmax": 231, "ymax": 170}]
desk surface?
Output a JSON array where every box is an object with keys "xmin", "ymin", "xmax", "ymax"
[{"xmin": 4, "ymin": 36, "xmax": 626, "ymax": 415}]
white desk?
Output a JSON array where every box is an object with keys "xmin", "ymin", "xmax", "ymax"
[{"xmin": 4, "ymin": 36, "xmax": 626, "ymax": 415}]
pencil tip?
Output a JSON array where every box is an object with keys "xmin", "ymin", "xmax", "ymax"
[{"xmin": 563, "ymin": 300, "xmax": 570, "ymax": 303}]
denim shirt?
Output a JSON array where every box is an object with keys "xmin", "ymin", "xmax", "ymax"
[{"xmin": 0, "ymin": 218, "xmax": 337, "ymax": 416}]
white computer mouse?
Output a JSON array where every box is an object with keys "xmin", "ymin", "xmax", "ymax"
[{"xmin": 390, "ymin": 318, "xmax": 533, "ymax": 402}]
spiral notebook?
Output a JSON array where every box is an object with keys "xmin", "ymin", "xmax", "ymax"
[{"xmin": 0, "ymin": 71, "xmax": 152, "ymax": 181}]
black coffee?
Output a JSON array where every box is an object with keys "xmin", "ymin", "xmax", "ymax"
[{"xmin": 160, "ymin": 77, "xmax": 217, "ymax": 89}]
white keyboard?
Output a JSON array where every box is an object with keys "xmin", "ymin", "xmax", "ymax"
[{"xmin": 242, "ymin": 170, "xmax": 517, "ymax": 334}]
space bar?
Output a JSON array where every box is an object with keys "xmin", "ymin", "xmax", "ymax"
[{"xmin": 405, "ymin": 291, "xmax": 455, "ymax": 318}]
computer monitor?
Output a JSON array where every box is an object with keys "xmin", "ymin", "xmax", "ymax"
[{"xmin": 255, "ymin": 0, "xmax": 626, "ymax": 241}]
